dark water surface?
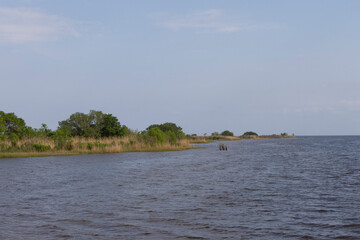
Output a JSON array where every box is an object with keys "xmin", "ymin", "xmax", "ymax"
[{"xmin": 0, "ymin": 136, "xmax": 359, "ymax": 239}]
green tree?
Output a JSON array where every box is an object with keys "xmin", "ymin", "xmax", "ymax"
[
  {"xmin": 58, "ymin": 110, "xmax": 106, "ymax": 137},
  {"xmin": 221, "ymin": 130, "xmax": 234, "ymax": 136},
  {"xmin": 243, "ymin": 131, "xmax": 258, "ymax": 136},
  {"xmin": 58, "ymin": 112, "xmax": 93, "ymax": 137},
  {"xmin": 119, "ymin": 125, "xmax": 131, "ymax": 137},
  {"xmin": 0, "ymin": 111, "xmax": 27, "ymax": 139},
  {"xmin": 58, "ymin": 110, "xmax": 130, "ymax": 138},
  {"xmin": 146, "ymin": 122, "xmax": 185, "ymax": 139},
  {"xmin": 100, "ymin": 114, "xmax": 122, "ymax": 137},
  {"xmin": 37, "ymin": 123, "xmax": 53, "ymax": 137},
  {"xmin": 147, "ymin": 127, "xmax": 166, "ymax": 144}
]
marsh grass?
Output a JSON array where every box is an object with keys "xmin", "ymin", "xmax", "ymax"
[{"xmin": 0, "ymin": 136, "xmax": 195, "ymax": 158}]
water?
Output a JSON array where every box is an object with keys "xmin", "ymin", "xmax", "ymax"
[{"xmin": 0, "ymin": 136, "xmax": 359, "ymax": 239}]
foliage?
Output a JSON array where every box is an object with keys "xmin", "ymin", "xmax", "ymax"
[
  {"xmin": 58, "ymin": 110, "xmax": 131, "ymax": 138},
  {"xmin": 165, "ymin": 130, "xmax": 177, "ymax": 145},
  {"xmin": 37, "ymin": 124, "xmax": 54, "ymax": 137},
  {"xmin": 0, "ymin": 111, "xmax": 195, "ymax": 155},
  {"xmin": 147, "ymin": 127, "xmax": 166, "ymax": 144},
  {"xmin": 243, "ymin": 131, "xmax": 258, "ymax": 136},
  {"xmin": 32, "ymin": 144, "xmax": 51, "ymax": 152},
  {"xmin": 100, "ymin": 114, "xmax": 122, "ymax": 137},
  {"xmin": 140, "ymin": 122, "xmax": 185, "ymax": 145},
  {"xmin": 0, "ymin": 111, "xmax": 27, "ymax": 140},
  {"xmin": 221, "ymin": 130, "xmax": 234, "ymax": 136},
  {"xmin": 146, "ymin": 122, "xmax": 185, "ymax": 139},
  {"xmin": 52, "ymin": 129, "xmax": 73, "ymax": 150}
]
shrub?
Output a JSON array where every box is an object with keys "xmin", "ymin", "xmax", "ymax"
[
  {"xmin": 166, "ymin": 130, "xmax": 177, "ymax": 145},
  {"xmin": 148, "ymin": 127, "xmax": 166, "ymax": 144},
  {"xmin": 243, "ymin": 131, "xmax": 258, "ymax": 136},
  {"xmin": 76, "ymin": 142, "xmax": 86, "ymax": 149},
  {"xmin": 221, "ymin": 130, "xmax": 234, "ymax": 136},
  {"xmin": 53, "ymin": 129, "xmax": 73, "ymax": 150},
  {"xmin": 32, "ymin": 144, "xmax": 51, "ymax": 152},
  {"xmin": 87, "ymin": 143, "xmax": 94, "ymax": 150},
  {"xmin": 94, "ymin": 141, "xmax": 107, "ymax": 149}
]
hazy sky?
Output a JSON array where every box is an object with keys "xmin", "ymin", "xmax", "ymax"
[{"xmin": 1, "ymin": 0, "xmax": 359, "ymax": 135}]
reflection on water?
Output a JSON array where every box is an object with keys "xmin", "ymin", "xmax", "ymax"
[{"xmin": 0, "ymin": 136, "xmax": 359, "ymax": 239}]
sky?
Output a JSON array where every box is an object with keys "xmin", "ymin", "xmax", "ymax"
[{"xmin": 0, "ymin": 0, "xmax": 359, "ymax": 136}]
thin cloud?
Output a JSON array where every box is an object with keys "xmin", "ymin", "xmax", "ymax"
[
  {"xmin": 0, "ymin": 7, "xmax": 78, "ymax": 44},
  {"xmin": 157, "ymin": 9, "xmax": 261, "ymax": 33}
]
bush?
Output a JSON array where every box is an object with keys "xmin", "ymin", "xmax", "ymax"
[
  {"xmin": 87, "ymin": 143, "xmax": 94, "ymax": 150},
  {"xmin": 19, "ymin": 143, "xmax": 51, "ymax": 152},
  {"xmin": 94, "ymin": 141, "xmax": 107, "ymax": 149},
  {"xmin": 166, "ymin": 130, "xmax": 177, "ymax": 145},
  {"xmin": 32, "ymin": 144, "xmax": 51, "ymax": 152},
  {"xmin": 221, "ymin": 130, "xmax": 234, "ymax": 136},
  {"xmin": 76, "ymin": 142, "xmax": 86, "ymax": 149},
  {"xmin": 148, "ymin": 127, "xmax": 165, "ymax": 144},
  {"xmin": 146, "ymin": 122, "xmax": 185, "ymax": 139},
  {"xmin": 53, "ymin": 129, "xmax": 73, "ymax": 150},
  {"xmin": 243, "ymin": 131, "xmax": 258, "ymax": 136}
]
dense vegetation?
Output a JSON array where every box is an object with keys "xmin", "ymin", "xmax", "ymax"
[
  {"xmin": 221, "ymin": 130, "xmax": 234, "ymax": 136},
  {"xmin": 0, "ymin": 110, "xmax": 294, "ymax": 157},
  {"xmin": 0, "ymin": 110, "xmax": 187, "ymax": 155},
  {"xmin": 243, "ymin": 131, "xmax": 258, "ymax": 136}
]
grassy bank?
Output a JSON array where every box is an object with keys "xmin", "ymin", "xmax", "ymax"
[
  {"xmin": 0, "ymin": 136, "xmax": 195, "ymax": 158},
  {"xmin": 0, "ymin": 134, "xmax": 295, "ymax": 159}
]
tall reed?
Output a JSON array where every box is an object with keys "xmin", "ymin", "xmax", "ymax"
[{"xmin": 0, "ymin": 135, "xmax": 194, "ymax": 157}]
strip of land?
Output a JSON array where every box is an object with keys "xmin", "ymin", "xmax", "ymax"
[
  {"xmin": 0, "ymin": 136, "xmax": 197, "ymax": 158},
  {"xmin": 0, "ymin": 110, "xmax": 294, "ymax": 159},
  {"xmin": 0, "ymin": 134, "xmax": 294, "ymax": 159}
]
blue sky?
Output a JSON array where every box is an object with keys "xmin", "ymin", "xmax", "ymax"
[{"xmin": 1, "ymin": 0, "xmax": 359, "ymax": 135}]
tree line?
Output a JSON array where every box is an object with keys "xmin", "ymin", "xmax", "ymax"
[
  {"xmin": 1, "ymin": 110, "xmax": 262, "ymax": 142},
  {"xmin": 0, "ymin": 110, "xmax": 189, "ymax": 151}
]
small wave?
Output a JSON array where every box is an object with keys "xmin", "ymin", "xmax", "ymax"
[
  {"xmin": 300, "ymin": 236, "xmax": 316, "ymax": 240},
  {"xmin": 334, "ymin": 236, "xmax": 357, "ymax": 239},
  {"xmin": 36, "ymin": 224, "xmax": 64, "ymax": 231},
  {"xmin": 55, "ymin": 218, "xmax": 92, "ymax": 225},
  {"xmin": 342, "ymin": 224, "xmax": 360, "ymax": 228},
  {"xmin": 176, "ymin": 236, "xmax": 206, "ymax": 239},
  {"xmin": 136, "ymin": 232, "xmax": 152, "ymax": 236},
  {"xmin": 313, "ymin": 209, "xmax": 330, "ymax": 213},
  {"xmin": 27, "ymin": 197, "xmax": 44, "ymax": 201}
]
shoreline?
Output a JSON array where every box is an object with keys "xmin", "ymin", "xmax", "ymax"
[
  {"xmin": 0, "ymin": 145, "xmax": 199, "ymax": 159},
  {"xmin": 0, "ymin": 135, "xmax": 295, "ymax": 159}
]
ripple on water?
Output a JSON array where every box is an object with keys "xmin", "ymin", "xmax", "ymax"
[{"xmin": 0, "ymin": 136, "xmax": 359, "ymax": 239}]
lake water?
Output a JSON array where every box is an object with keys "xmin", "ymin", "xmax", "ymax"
[{"xmin": 0, "ymin": 136, "xmax": 359, "ymax": 239}]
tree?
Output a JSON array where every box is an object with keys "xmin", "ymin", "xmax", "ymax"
[
  {"xmin": 221, "ymin": 130, "xmax": 234, "ymax": 136},
  {"xmin": 100, "ymin": 114, "xmax": 122, "ymax": 137},
  {"xmin": 146, "ymin": 122, "xmax": 185, "ymax": 139},
  {"xmin": 0, "ymin": 111, "xmax": 27, "ymax": 139},
  {"xmin": 58, "ymin": 112, "xmax": 94, "ymax": 137},
  {"xmin": 58, "ymin": 110, "xmax": 130, "ymax": 138},
  {"xmin": 37, "ymin": 123, "xmax": 53, "ymax": 137},
  {"xmin": 148, "ymin": 127, "xmax": 166, "ymax": 144},
  {"xmin": 243, "ymin": 131, "xmax": 258, "ymax": 136}
]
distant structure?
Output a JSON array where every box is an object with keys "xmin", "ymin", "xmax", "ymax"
[{"xmin": 219, "ymin": 143, "xmax": 228, "ymax": 151}]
